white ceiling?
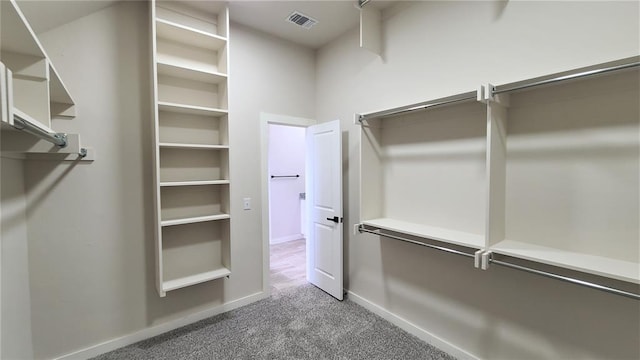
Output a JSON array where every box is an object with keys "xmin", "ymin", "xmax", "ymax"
[
  {"xmin": 229, "ymin": 1, "xmax": 361, "ymax": 49},
  {"xmin": 17, "ymin": 0, "xmax": 394, "ymax": 49}
]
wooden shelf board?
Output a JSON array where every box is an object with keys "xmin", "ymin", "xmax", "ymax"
[
  {"xmin": 161, "ymin": 214, "xmax": 230, "ymax": 227},
  {"xmin": 157, "ymin": 101, "xmax": 227, "ymax": 117},
  {"xmin": 157, "ymin": 61, "xmax": 226, "ymax": 84},
  {"xmin": 361, "ymin": 218, "xmax": 484, "ymax": 249},
  {"xmin": 158, "ymin": 142, "xmax": 229, "ymax": 150},
  {"xmin": 156, "ymin": 18, "xmax": 226, "ymax": 51},
  {"xmin": 160, "ymin": 180, "xmax": 230, "ymax": 187},
  {"xmin": 491, "ymin": 239, "xmax": 640, "ymax": 284},
  {"xmin": 162, "ymin": 267, "xmax": 230, "ymax": 292}
]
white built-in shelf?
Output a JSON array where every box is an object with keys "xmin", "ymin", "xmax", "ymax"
[
  {"xmin": 491, "ymin": 240, "xmax": 640, "ymax": 284},
  {"xmin": 160, "ymin": 180, "xmax": 230, "ymax": 187},
  {"xmin": 1, "ymin": 0, "xmax": 44, "ymax": 57},
  {"xmin": 158, "ymin": 142, "xmax": 228, "ymax": 150},
  {"xmin": 156, "ymin": 18, "xmax": 226, "ymax": 51},
  {"xmin": 157, "ymin": 61, "xmax": 226, "ymax": 84},
  {"xmin": 152, "ymin": 0, "xmax": 230, "ymax": 297},
  {"xmin": 158, "ymin": 101, "xmax": 227, "ymax": 117},
  {"xmin": 162, "ymin": 267, "xmax": 231, "ymax": 292},
  {"xmin": 362, "ymin": 218, "xmax": 485, "ymax": 249},
  {"xmin": 161, "ymin": 214, "xmax": 230, "ymax": 227}
]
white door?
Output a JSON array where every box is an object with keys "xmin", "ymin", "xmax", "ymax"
[{"xmin": 306, "ymin": 120, "xmax": 343, "ymax": 300}]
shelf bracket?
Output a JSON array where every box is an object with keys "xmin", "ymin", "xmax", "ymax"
[
  {"xmin": 474, "ymin": 249, "xmax": 485, "ymax": 269},
  {"xmin": 481, "ymin": 250, "xmax": 492, "ymax": 270},
  {"xmin": 478, "ymin": 83, "xmax": 510, "ymax": 107}
]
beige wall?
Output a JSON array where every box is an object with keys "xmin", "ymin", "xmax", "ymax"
[
  {"xmin": 2, "ymin": 2, "xmax": 315, "ymax": 358},
  {"xmin": 1, "ymin": 158, "xmax": 33, "ymax": 360},
  {"xmin": 316, "ymin": 1, "xmax": 639, "ymax": 359},
  {"xmin": 3, "ymin": 0, "xmax": 638, "ymax": 358}
]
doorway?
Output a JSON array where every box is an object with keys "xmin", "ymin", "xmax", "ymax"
[
  {"xmin": 260, "ymin": 113, "xmax": 316, "ymax": 295},
  {"xmin": 268, "ymin": 124, "xmax": 306, "ymax": 291}
]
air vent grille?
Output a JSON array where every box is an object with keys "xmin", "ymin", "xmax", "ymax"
[{"xmin": 286, "ymin": 11, "xmax": 318, "ymax": 29}]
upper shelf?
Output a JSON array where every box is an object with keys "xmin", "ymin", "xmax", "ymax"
[
  {"xmin": 156, "ymin": 19, "xmax": 226, "ymax": 51},
  {"xmin": 1, "ymin": 0, "xmax": 76, "ymax": 121},
  {"xmin": 0, "ymin": 0, "xmax": 43, "ymax": 57},
  {"xmin": 492, "ymin": 240, "xmax": 639, "ymax": 285},
  {"xmin": 157, "ymin": 61, "xmax": 227, "ymax": 84},
  {"xmin": 492, "ymin": 56, "xmax": 640, "ymax": 95},
  {"xmin": 158, "ymin": 101, "xmax": 228, "ymax": 117},
  {"xmin": 358, "ymin": 91, "xmax": 478, "ymax": 122},
  {"xmin": 361, "ymin": 218, "xmax": 485, "ymax": 249}
]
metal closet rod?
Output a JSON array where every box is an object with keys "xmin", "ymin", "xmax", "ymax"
[
  {"xmin": 13, "ymin": 113, "xmax": 67, "ymax": 148},
  {"xmin": 358, "ymin": 92, "xmax": 477, "ymax": 122},
  {"xmin": 359, "ymin": 224, "xmax": 639, "ymax": 300},
  {"xmin": 271, "ymin": 174, "xmax": 300, "ymax": 179},
  {"xmin": 489, "ymin": 257, "xmax": 640, "ymax": 301},
  {"xmin": 358, "ymin": 225, "xmax": 476, "ymax": 259},
  {"xmin": 492, "ymin": 61, "xmax": 640, "ymax": 95}
]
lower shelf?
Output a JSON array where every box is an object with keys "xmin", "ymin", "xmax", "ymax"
[
  {"xmin": 361, "ymin": 218, "xmax": 484, "ymax": 249},
  {"xmin": 491, "ymin": 240, "xmax": 640, "ymax": 284},
  {"xmin": 162, "ymin": 267, "xmax": 230, "ymax": 292},
  {"xmin": 161, "ymin": 214, "xmax": 230, "ymax": 227}
]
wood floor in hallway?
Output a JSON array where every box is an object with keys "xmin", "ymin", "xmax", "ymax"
[{"xmin": 270, "ymin": 238, "xmax": 307, "ymax": 291}]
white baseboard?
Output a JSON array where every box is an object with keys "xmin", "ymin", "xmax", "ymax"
[
  {"xmin": 270, "ymin": 233, "xmax": 304, "ymax": 245},
  {"xmin": 55, "ymin": 291, "xmax": 268, "ymax": 360},
  {"xmin": 347, "ymin": 290, "xmax": 479, "ymax": 360}
]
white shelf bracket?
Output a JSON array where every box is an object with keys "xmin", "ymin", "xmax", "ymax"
[
  {"xmin": 474, "ymin": 249, "xmax": 485, "ymax": 269},
  {"xmin": 481, "ymin": 251, "xmax": 493, "ymax": 270},
  {"xmin": 359, "ymin": 3, "xmax": 382, "ymax": 55},
  {"xmin": 477, "ymin": 84, "xmax": 489, "ymax": 104},
  {"xmin": 480, "ymin": 83, "xmax": 510, "ymax": 107}
]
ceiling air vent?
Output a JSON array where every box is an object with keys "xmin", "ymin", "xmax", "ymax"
[{"xmin": 286, "ymin": 11, "xmax": 318, "ymax": 29}]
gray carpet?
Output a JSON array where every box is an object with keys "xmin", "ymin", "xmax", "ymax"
[{"xmin": 93, "ymin": 284, "xmax": 456, "ymax": 360}]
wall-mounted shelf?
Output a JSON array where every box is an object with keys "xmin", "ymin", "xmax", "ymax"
[
  {"xmin": 162, "ymin": 267, "xmax": 230, "ymax": 293},
  {"xmin": 157, "ymin": 61, "xmax": 227, "ymax": 84},
  {"xmin": 1, "ymin": 0, "xmax": 91, "ymax": 161},
  {"xmin": 358, "ymin": 56, "xmax": 640, "ymax": 299},
  {"xmin": 161, "ymin": 214, "xmax": 230, "ymax": 227},
  {"xmin": 158, "ymin": 142, "xmax": 228, "ymax": 150},
  {"xmin": 160, "ymin": 180, "xmax": 230, "ymax": 187},
  {"xmin": 361, "ymin": 218, "xmax": 484, "ymax": 249},
  {"xmin": 151, "ymin": 0, "xmax": 231, "ymax": 297},
  {"xmin": 158, "ymin": 101, "xmax": 227, "ymax": 117},
  {"xmin": 156, "ymin": 18, "xmax": 227, "ymax": 52}
]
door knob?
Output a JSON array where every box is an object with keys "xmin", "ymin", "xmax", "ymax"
[{"xmin": 326, "ymin": 216, "xmax": 340, "ymax": 223}]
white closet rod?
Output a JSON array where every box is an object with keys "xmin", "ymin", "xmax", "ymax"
[
  {"xmin": 358, "ymin": 224, "xmax": 476, "ymax": 258},
  {"xmin": 358, "ymin": 91, "xmax": 477, "ymax": 122},
  {"xmin": 492, "ymin": 61, "xmax": 640, "ymax": 95}
]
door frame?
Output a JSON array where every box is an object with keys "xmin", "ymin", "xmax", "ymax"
[{"xmin": 260, "ymin": 112, "xmax": 316, "ymax": 296}]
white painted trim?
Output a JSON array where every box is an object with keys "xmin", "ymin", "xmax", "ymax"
[
  {"xmin": 54, "ymin": 291, "xmax": 267, "ymax": 360},
  {"xmin": 270, "ymin": 233, "xmax": 304, "ymax": 245},
  {"xmin": 260, "ymin": 112, "xmax": 316, "ymax": 297},
  {"xmin": 347, "ymin": 290, "xmax": 480, "ymax": 360}
]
